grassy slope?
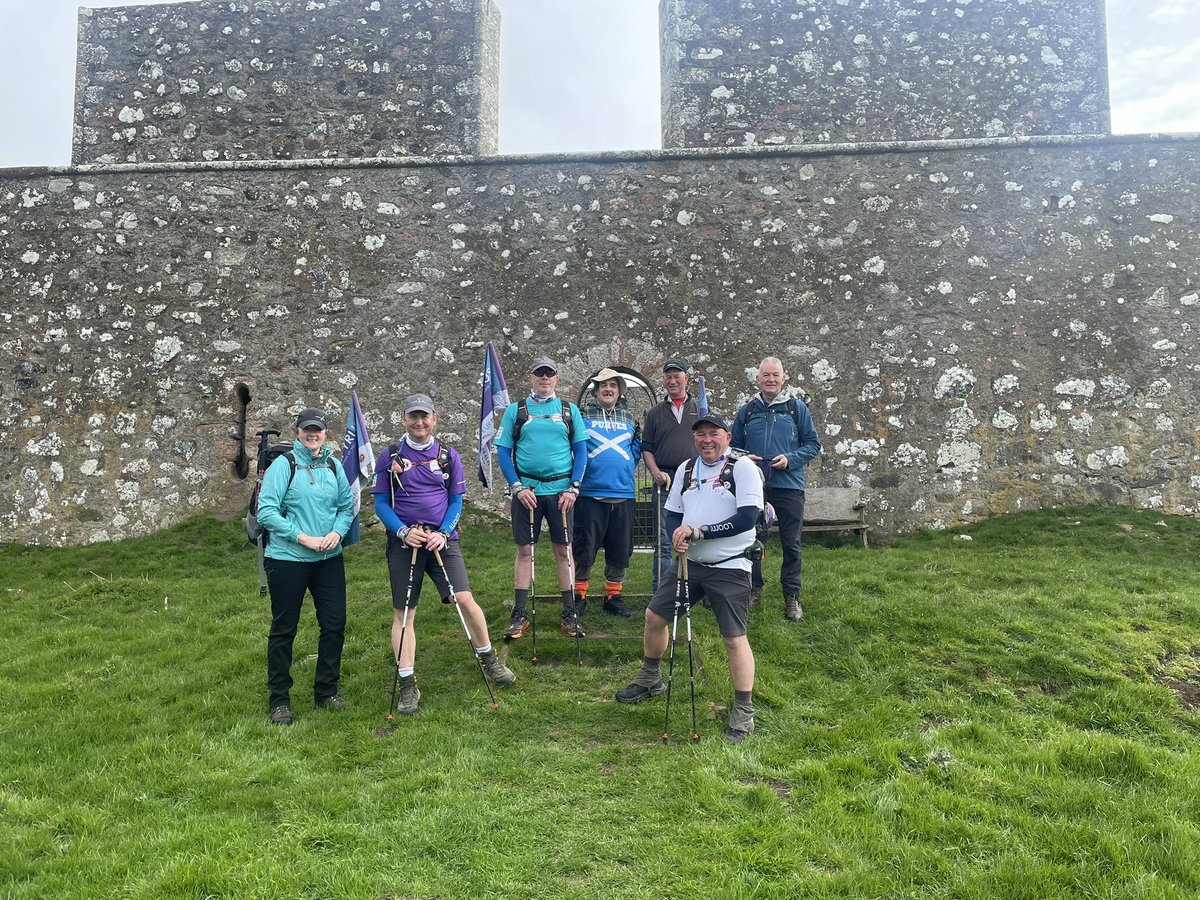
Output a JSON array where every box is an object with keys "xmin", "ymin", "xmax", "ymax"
[{"xmin": 1, "ymin": 506, "xmax": 1198, "ymax": 899}]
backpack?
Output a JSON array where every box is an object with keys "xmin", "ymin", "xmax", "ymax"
[
  {"xmin": 246, "ymin": 429, "xmax": 337, "ymax": 596},
  {"xmin": 736, "ymin": 394, "xmax": 810, "ymax": 434},
  {"xmin": 386, "ymin": 441, "xmax": 452, "ymax": 508},
  {"xmin": 510, "ymin": 396, "xmax": 579, "ymax": 483},
  {"xmin": 682, "ymin": 454, "xmax": 774, "ymax": 562}
]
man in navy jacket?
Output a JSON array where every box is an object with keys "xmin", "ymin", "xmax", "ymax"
[{"xmin": 732, "ymin": 357, "xmax": 822, "ymax": 621}]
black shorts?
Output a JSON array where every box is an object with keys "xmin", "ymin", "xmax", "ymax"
[
  {"xmin": 572, "ymin": 496, "xmax": 635, "ymax": 567},
  {"xmin": 647, "ymin": 563, "xmax": 752, "ymax": 638},
  {"xmin": 511, "ymin": 493, "xmax": 572, "ymax": 545},
  {"xmin": 386, "ymin": 535, "xmax": 471, "ymax": 608}
]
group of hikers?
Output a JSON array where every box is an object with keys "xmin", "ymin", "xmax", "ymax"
[{"xmin": 252, "ymin": 354, "xmax": 822, "ymax": 743}]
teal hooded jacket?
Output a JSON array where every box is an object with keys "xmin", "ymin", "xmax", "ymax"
[{"xmin": 256, "ymin": 439, "xmax": 355, "ymax": 562}]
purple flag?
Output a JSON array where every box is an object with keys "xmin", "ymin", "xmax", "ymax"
[
  {"xmin": 340, "ymin": 391, "xmax": 374, "ymax": 546},
  {"xmin": 697, "ymin": 375, "xmax": 710, "ymax": 416},
  {"xmin": 477, "ymin": 341, "xmax": 510, "ymax": 487}
]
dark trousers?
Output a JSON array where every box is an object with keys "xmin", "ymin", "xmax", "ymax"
[
  {"xmin": 573, "ymin": 496, "xmax": 635, "ymax": 583},
  {"xmin": 652, "ymin": 487, "xmax": 673, "ymax": 591},
  {"xmin": 751, "ymin": 488, "xmax": 805, "ymax": 597},
  {"xmin": 265, "ymin": 555, "xmax": 347, "ymax": 709}
]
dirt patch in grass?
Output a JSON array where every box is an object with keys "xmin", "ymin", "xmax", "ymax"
[{"xmin": 1158, "ymin": 677, "xmax": 1200, "ymax": 711}]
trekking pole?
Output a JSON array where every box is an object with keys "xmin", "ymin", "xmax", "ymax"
[
  {"xmin": 434, "ymin": 548, "xmax": 499, "ymax": 710},
  {"xmin": 653, "ymin": 480, "xmax": 661, "ymax": 590},
  {"xmin": 661, "ymin": 550, "xmax": 686, "ymax": 743},
  {"xmin": 563, "ymin": 507, "xmax": 583, "ymax": 667},
  {"xmin": 681, "ymin": 554, "xmax": 699, "ymax": 743},
  {"xmin": 387, "ymin": 542, "xmax": 419, "ymax": 722},
  {"xmin": 529, "ymin": 514, "xmax": 539, "ymax": 666}
]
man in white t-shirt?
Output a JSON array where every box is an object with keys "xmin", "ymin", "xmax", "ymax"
[{"xmin": 615, "ymin": 412, "xmax": 763, "ymax": 743}]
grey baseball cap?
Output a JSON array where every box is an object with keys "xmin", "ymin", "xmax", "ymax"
[
  {"xmin": 404, "ymin": 393, "xmax": 435, "ymax": 415},
  {"xmin": 296, "ymin": 408, "xmax": 327, "ymax": 429},
  {"xmin": 530, "ymin": 356, "xmax": 559, "ymax": 374}
]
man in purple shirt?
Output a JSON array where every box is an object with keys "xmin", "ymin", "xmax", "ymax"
[{"xmin": 372, "ymin": 394, "xmax": 516, "ymax": 716}]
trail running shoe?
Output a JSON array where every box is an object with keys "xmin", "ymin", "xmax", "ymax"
[
  {"xmin": 560, "ymin": 613, "xmax": 585, "ymax": 637},
  {"xmin": 269, "ymin": 704, "xmax": 293, "ymax": 725},
  {"xmin": 784, "ymin": 594, "xmax": 803, "ymax": 621},
  {"xmin": 396, "ymin": 675, "xmax": 420, "ymax": 716},
  {"xmin": 725, "ymin": 701, "xmax": 756, "ymax": 744},
  {"xmin": 480, "ymin": 651, "xmax": 517, "ymax": 686},
  {"xmin": 603, "ymin": 594, "xmax": 634, "ymax": 618},
  {"xmin": 615, "ymin": 672, "xmax": 666, "ymax": 704},
  {"xmin": 314, "ymin": 694, "xmax": 346, "ymax": 710},
  {"xmin": 504, "ymin": 610, "xmax": 532, "ymax": 640}
]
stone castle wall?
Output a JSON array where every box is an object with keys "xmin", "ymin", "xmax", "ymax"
[
  {"xmin": 3, "ymin": 135, "xmax": 1197, "ymax": 545},
  {"xmin": 1, "ymin": 0, "xmax": 1196, "ymax": 546},
  {"xmin": 660, "ymin": 0, "xmax": 1110, "ymax": 149},
  {"xmin": 73, "ymin": 0, "xmax": 501, "ymax": 165}
]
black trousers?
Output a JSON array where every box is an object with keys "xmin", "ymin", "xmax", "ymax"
[
  {"xmin": 751, "ymin": 487, "xmax": 805, "ymax": 597},
  {"xmin": 265, "ymin": 555, "xmax": 346, "ymax": 709},
  {"xmin": 572, "ymin": 496, "xmax": 635, "ymax": 583}
]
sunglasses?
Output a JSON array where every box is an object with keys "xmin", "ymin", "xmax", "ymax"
[{"xmin": 532, "ymin": 368, "xmax": 557, "ymax": 377}]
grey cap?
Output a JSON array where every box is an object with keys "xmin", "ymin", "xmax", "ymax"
[
  {"xmin": 296, "ymin": 408, "xmax": 327, "ymax": 430},
  {"xmin": 662, "ymin": 357, "xmax": 689, "ymax": 373},
  {"xmin": 530, "ymin": 355, "xmax": 559, "ymax": 374},
  {"xmin": 404, "ymin": 393, "xmax": 435, "ymax": 415},
  {"xmin": 692, "ymin": 412, "xmax": 730, "ymax": 432}
]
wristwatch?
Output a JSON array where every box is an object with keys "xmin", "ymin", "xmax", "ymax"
[
  {"xmin": 567, "ymin": 480, "xmax": 581, "ymax": 495},
  {"xmin": 691, "ymin": 526, "xmax": 703, "ymax": 541}
]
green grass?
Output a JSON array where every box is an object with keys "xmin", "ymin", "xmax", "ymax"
[{"xmin": 2, "ymin": 505, "xmax": 1199, "ymax": 898}]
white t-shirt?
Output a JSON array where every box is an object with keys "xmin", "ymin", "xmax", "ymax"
[{"xmin": 665, "ymin": 454, "xmax": 764, "ymax": 571}]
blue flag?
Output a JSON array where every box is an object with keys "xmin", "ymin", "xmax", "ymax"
[
  {"xmin": 340, "ymin": 391, "xmax": 374, "ymax": 547},
  {"xmin": 697, "ymin": 375, "xmax": 710, "ymax": 416},
  {"xmin": 477, "ymin": 341, "xmax": 510, "ymax": 487}
]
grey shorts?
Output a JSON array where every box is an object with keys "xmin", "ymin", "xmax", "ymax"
[
  {"xmin": 386, "ymin": 535, "xmax": 471, "ymax": 608},
  {"xmin": 647, "ymin": 562, "xmax": 752, "ymax": 638}
]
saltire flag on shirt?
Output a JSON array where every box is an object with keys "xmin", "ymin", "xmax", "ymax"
[
  {"xmin": 697, "ymin": 375, "xmax": 710, "ymax": 416},
  {"xmin": 477, "ymin": 340, "xmax": 510, "ymax": 487},
  {"xmin": 340, "ymin": 390, "xmax": 374, "ymax": 547}
]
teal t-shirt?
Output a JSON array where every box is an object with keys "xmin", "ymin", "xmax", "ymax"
[{"xmin": 496, "ymin": 397, "xmax": 587, "ymax": 495}]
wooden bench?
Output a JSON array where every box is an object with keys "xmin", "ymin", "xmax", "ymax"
[{"xmin": 802, "ymin": 486, "xmax": 869, "ymax": 548}]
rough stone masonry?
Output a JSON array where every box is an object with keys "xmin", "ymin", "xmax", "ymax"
[{"xmin": 0, "ymin": 0, "xmax": 1197, "ymax": 546}]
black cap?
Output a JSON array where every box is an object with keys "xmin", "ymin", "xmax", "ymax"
[
  {"xmin": 692, "ymin": 412, "xmax": 730, "ymax": 432},
  {"xmin": 296, "ymin": 408, "xmax": 327, "ymax": 430},
  {"xmin": 662, "ymin": 358, "xmax": 689, "ymax": 373}
]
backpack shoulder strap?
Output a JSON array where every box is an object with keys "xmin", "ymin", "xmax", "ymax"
[
  {"xmin": 787, "ymin": 397, "xmax": 802, "ymax": 430},
  {"xmin": 720, "ymin": 457, "xmax": 738, "ymax": 495},
  {"xmin": 563, "ymin": 401, "xmax": 576, "ymax": 443},
  {"xmin": 282, "ymin": 450, "xmax": 298, "ymax": 489},
  {"xmin": 511, "ymin": 397, "xmax": 530, "ymax": 446},
  {"xmin": 436, "ymin": 442, "xmax": 452, "ymax": 488},
  {"xmin": 683, "ymin": 457, "xmax": 697, "ymax": 491}
]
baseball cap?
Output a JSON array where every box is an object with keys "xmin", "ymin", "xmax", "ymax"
[
  {"xmin": 692, "ymin": 412, "xmax": 730, "ymax": 432},
  {"xmin": 662, "ymin": 358, "xmax": 689, "ymax": 373},
  {"xmin": 404, "ymin": 393, "xmax": 435, "ymax": 415},
  {"xmin": 530, "ymin": 356, "xmax": 558, "ymax": 374},
  {"xmin": 296, "ymin": 408, "xmax": 327, "ymax": 430}
]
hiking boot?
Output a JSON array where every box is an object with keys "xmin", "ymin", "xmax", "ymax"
[
  {"xmin": 396, "ymin": 675, "xmax": 420, "ymax": 716},
  {"xmin": 748, "ymin": 586, "xmax": 762, "ymax": 608},
  {"xmin": 784, "ymin": 594, "xmax": 804, "ymax": 621},
  {"xmin": 561, "ymin": 613, "xmax": 585, "ymax": 637},
  {"xmin": 480, "ymin": 650, "xmax": 516, "ymax": 686},
  {"xmin": 269, "ymin": 704, "xmax": 293, "ymax": 725},
  {"xmin": 615, "ymin": 668, "xmax": 666, "ymax": 704},
  {"xmin": 725, "ymin": 701, "xmax": 755, "ymax": 744},
  {"xmin": 504, "ymin": 610, "xmax": 532, "ymax": 640},
  {"xmin": 315, "ymin": 694, "xmax": 346, "ymax": 710},
  {"xmin": 603, "ymin": 594, "xmax": 635, "ymax": 618}
]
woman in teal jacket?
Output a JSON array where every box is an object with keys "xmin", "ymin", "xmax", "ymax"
[{"xmin": 255, "ymin": 408, "xmax": 355, "ymax": 725}]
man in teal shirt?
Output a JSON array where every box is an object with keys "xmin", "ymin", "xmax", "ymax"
[{"xmin": 496, "ymin": 356, "xmax": 588, "ymax": 638}]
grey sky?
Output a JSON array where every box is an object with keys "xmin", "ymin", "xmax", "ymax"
[{"xmin": 0, "ymin": 0, "xmax": 1196, "ymax": 169}]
